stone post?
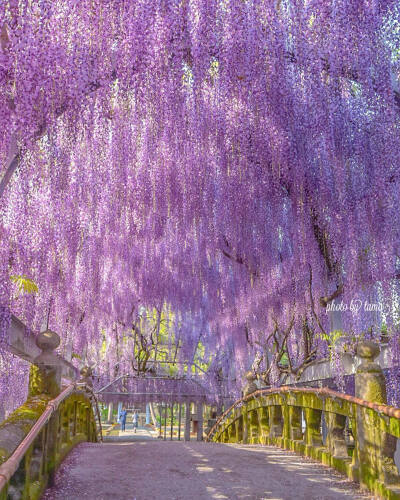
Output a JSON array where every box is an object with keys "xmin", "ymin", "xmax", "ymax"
[
  {"xmin": 289, "ymin": 406, "xmax": 303, "ymax": 441},
  {"xmin": 235, "ymin": 412, "xmax": 244, "ymax": 442},
  {"xmin": 30, "ymin": 330, "xmax": 62, "ymax": 486},
  {"xmin": 248, "ymin": 408, "xmax": 259, "ymax": 444},
  {"xmin": 355, "ymin": 341, "xmax": 386, "ymax": 402},
  {"xmin": 304, "ymin": 408, "xmax": 323, "ymax": 455},
  {"xmin": 30, "ymin": 329, "xmax": 62, "ymax": 398},
  {"xmin": 258, "ymin": 407, "xmax": 270, "ymax": 444},
  {"xmin": 268, "ymin": 406, "xmax": 283, "ymax": 439},
  {"xmin": 184, "ymin": 401, "xmax": 191, "ymax": 441},
  {"xmin": 355, "ymin": 341, "xmax": 398, "ymax": 489}
]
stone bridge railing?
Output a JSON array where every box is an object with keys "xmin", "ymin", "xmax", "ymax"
[
  {"xmin": 0, "ymin": 330, "xmax": 102, "ymax": 500},
  {"xmin": 206, "ymin": 341, "xmax": 400, "ymax": 500}
]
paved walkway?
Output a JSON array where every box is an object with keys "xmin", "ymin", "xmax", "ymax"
[
  {"xmin": 42, "ymin": 441, "xmax": 370, "ymax": 500},
  {"xmin": 105, "ymin": 425, "xmax": 158, "ymax": 442}
]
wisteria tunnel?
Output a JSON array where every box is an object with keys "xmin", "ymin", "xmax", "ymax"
[{"xmin": 2, "ymin": 1, "xmax": 400, "ymax": 499}]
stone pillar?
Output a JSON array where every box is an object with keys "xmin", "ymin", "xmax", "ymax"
[
  {"xmin": 184, "ymin": 401, "xmax": 191, "ymax": 441},
  {"xmin": 304, "ymin": 408, "xmax": 323, "ymax": 456},
  {"xmin": 282, "ymin": 404, "xmax": 290, "ymax": 448},
  {"xmin": 107, "ymin": 402, "xmax": 114, "ymax": 424},
  {"xmin": 242, "ymin": 407, "xmax": 249, "ymax": 444},
  {"xmin": 196, "ymin": 402, "xmax": 203, "ymax": 441},
  {"xmin": 145, "ymin": 403, "xmax": 151, "ymax": 425},
  {"xmin": 326, "ymin": 412, "xmax": 348, "ymax": 459},
  {"xmin": 355, "ymin": 341, "xmax": 386, "ymax": 402},
  {"xmin": 248, "ymin": 409, "xmax": 259, "ymax": 444},
  {"xmin": 258, "ymin": 407, "xmax": 270, "ymax": 444},
  {"xmin": 30, "ymin": 329, "xmax": 62, "ymax": 398},
  {"xmin": 235, "ymin": 413, "xmax": 244, "ymax": 442},
  {"xmin": 289, "ymin": 406, "xmax": 303, "ymax": 441},
  {"xmin": 268, "ymin": 406, "xmax": 283, "ymax": 439},
  {"xmin": 355, "ymin": 341, "xmax": 398, "ymax": 489},
  {"xmin": 30, "ymin": 330, "xmax": 62, "ymax": 486}
]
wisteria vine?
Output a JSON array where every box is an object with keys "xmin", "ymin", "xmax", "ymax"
[{"xmin": 1, "ymin": 0, "xmax": 400, "ymax": 409}]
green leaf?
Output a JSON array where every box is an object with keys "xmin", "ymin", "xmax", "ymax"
[
  {"xmin": 279, "ymin": 352, "xmax": 289, "ymax": 367},
  {"xmin": 10, "ymin": 275, "xmax": 39, "ymax": 295}
]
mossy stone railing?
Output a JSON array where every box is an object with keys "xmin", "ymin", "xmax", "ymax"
[
  {"xmin": 0, "ymin": 330, "xmax": 101, "ymax": 500},
  {"xmin": 206, "ymin": 341, "xmax": 400, "ymax": 500}
]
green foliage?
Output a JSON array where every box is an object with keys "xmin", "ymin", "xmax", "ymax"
[
  {"xmin": 319, "ymin": 330, "xmax": 345, "ymax": 359},
  {"xmin": 10, "ymin": 274, "xmax": 39, "ymax": 296},
  {"xmin": 319, "ymin": 329, "xmax": 343, "ymax": 345},
  {"xmin": 279, "ymin": 352, "xmax": 289, "ymax": 367}
]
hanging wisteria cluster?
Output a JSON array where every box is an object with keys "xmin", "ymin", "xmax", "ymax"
[{"xmin": 1, "ymin": 0, "xmax": 400, "ymax": 404}]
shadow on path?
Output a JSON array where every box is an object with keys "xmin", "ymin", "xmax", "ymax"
[{"xmin": 42, "ymin": 442, "xmax": 372, "ymax": 500}]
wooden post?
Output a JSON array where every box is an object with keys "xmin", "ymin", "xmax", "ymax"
[
  {"xmin": 163, "ymin": 404, "xmax": 167, "ymax": 441},
  {"xmin": 197, "ymin": 402, "xmax": 203, "ymax": 441},
  {"xmin": 158, "ymin": 405, "xmax": 162, "ymax": 438},
  {"xmin": 107, "ymin": 402, "xmax": 114, "ymax": 424},
  {"xmin": 170, "ymin": 403, "xmax": 174, "ymax": 440},
  {"xmin": 184, "ymin": 401, "xmax": 191, "ymax": 441},
  {"xmin": 178, "ymin": 403, "xmax": 182, "ymax": 441}
]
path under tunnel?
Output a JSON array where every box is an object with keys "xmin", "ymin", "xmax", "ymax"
[{"xmin": 42, "ymin": 439, "xmax": 371, "ymax": 500}]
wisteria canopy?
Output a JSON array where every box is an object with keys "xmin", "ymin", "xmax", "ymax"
[{"xmin": 1, "ymin": 0, "xmax": 400, "ymax": 408}]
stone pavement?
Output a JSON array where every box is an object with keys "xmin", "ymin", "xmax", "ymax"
[{"xmin": 42, "ymin": 441, "xmax": 372, "ymax": 500}]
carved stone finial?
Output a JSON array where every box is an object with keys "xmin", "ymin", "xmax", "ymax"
[
  {"xmin": 243, "ymin": 370, "xmax": 257, "ymax": 397},
  {"xmin": 34, "ymin": 329, "xmax": 61, "ymax": 366},
  {"xmin": 245, "ymin": 370, "xmax": 256, "ymax": 382},
  {"xmin": 356, "ymin": 340, "xmax": 380, "ymax": 362}
]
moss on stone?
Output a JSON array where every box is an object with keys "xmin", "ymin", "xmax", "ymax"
[
  {"xmin": 212, "ymin": 389, "xmax": 400, "ymax": 499},
  {"xmin": 2, "ymin": 397, "xmax": 50, "ymax": 426},
  {"xmin": 0, "ymin": 388, "xmax": 98, "ymax": 500},
  {"xmin": 0, "ymin": 447, "xmax": 8, "ymax": 463},
  {"xmin": 0, "ymin": 396, "xmax": 50, "ymax": 465},
  {"xmin": 28, "ymin": 365, "xmax": 60, "ymax": 398}
]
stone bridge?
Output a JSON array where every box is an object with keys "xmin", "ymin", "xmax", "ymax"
[{"xmin": 1, "ymin": 333, "xmax": 400, "ymax": 499}]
